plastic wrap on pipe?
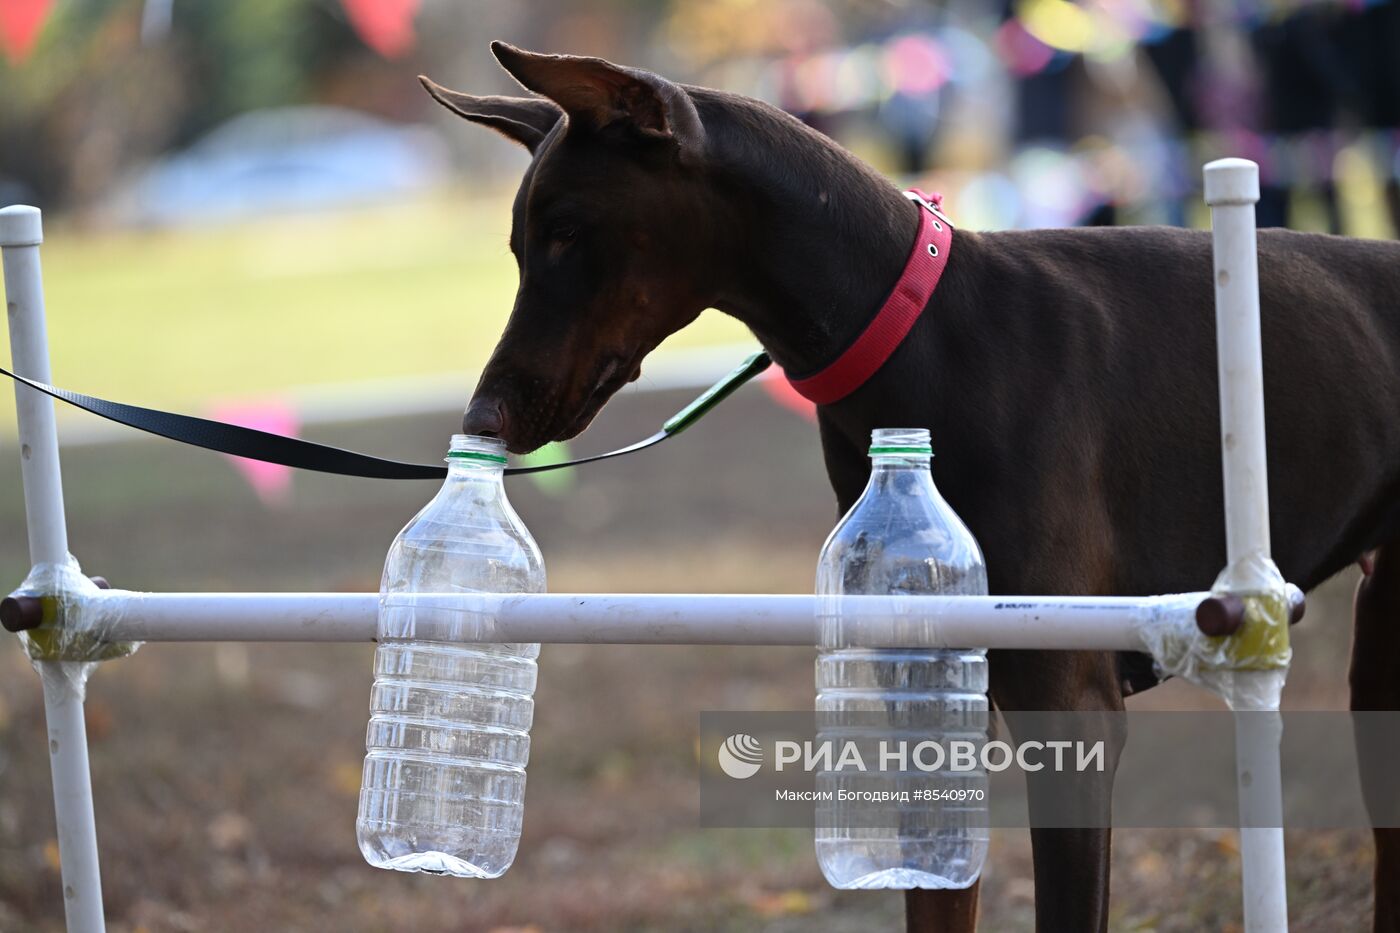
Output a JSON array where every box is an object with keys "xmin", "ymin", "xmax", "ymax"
[
  {"xmin": 10, "ymin": 556, "xmax": 140, "ymax": 698},
  {"xmin": 1137, "ymin": 552, "xmax": 1292, "ymax": 710}
]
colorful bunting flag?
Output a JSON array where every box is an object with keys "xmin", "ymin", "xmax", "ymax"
[
  {"xmin": 0, "ymin": 0, "xmax": 54, "ymax": 65},
  {"xmin": 761, "ymin": 370, "xmax": 817, "ymax": 423},
  {"xmin": 341, "ymin": 0, "xmax": 419, "ymax": 59},
  {"xmin": 209, "ymin": 399, "xmax": 300, "ymax": 506}
]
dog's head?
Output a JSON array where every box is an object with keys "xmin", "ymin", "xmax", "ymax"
[{"xmin": 423, "ymin": 42, "xmax": 718, "ymax": 453}]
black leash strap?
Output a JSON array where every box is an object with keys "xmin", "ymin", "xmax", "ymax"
[{"xmin": 0, "ymin": 351, "xmax": 772, "ymax": 479}]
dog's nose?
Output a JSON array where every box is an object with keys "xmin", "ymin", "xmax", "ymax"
[{"xmin": 462, "ymin": 397, "xmax": 506, "ymax": 438}]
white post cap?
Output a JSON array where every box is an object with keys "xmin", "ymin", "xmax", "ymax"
[
  {"xmin": 0, "ymin": 205, "xmax": 43, "ymax": 247},
  {"xmin": 1203, "ymin": 159, "xmax": 1260, "ymax": 206}
]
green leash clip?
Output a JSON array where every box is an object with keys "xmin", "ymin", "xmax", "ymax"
[{"xmin": 662, "ymin": 351, "xmax": 773, "ymax": 436}]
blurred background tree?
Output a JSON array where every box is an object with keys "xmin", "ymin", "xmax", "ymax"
[{"xmin": 0, "ymin": 0, "xmax": 412, "ymax": 209}]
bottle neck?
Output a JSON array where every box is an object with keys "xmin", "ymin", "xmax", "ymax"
[
  {"xmin": 870, "ymin": 454, "xmax": 933, "ymax": 472},
  {"xmin": 447, "ymin": 453, "xmax": 505, "ymax": 472},
  {"xmin": 446, "ymin": 434, "xmax": 507, "ymax": 479},
  {"xmin": 867, "ymin": 429, "xmax": 933, "ymax": 472},
  {"xmin": 446, "ymin": 458, "xmax": 505, "ymax": 480},
  {"xmin": 865, "ymin": 454, "xmax": 938, "ymax": 500}
]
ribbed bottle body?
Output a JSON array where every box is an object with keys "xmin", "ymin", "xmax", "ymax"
[
  {"xmin": 815, "ymin": 429, "xmax": 990, "ymax": 890},
  {"xmin": 357, "ymin": 436, "xmax": 543, "ymax": 878}
]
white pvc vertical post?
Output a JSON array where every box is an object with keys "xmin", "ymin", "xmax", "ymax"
[
  {"xmin": 1205, "ymin": 159, "xmax": 1273, "ymax": 586},
  {"xmin": 1204, "ymin": 160, "xmax": 1289, "ymax": 933},
  {"xmin": 2, "ymin": 207, "xmax": 67, "ymax": 564},
  {"xmin": 1, "ymin": 205, "xmax": 106, "ymax": 933}
]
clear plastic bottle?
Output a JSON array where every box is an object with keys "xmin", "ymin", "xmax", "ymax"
[
  {"xmin": 357, "ymin": 434, "xmax": 543, "ymax": 878},
  {"xmin": 815, "ymin": 428, "xmax": 990, "ymax": 890}
]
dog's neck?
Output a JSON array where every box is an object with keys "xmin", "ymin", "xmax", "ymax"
[{"xmin": 696, "ymin": 90, "xmax": 924, "ymax": 377}]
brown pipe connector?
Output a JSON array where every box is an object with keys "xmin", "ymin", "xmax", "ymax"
[
  {"xmin": 1195, "ymin": 594, "xmax": 1246, "ymax": 637},
  {"xmin": 0, "ymin": 576, "xmax": 112, "ymax": 633},
  {"xmin": 1195, "ymin": 588, "xmax": 1306, "ymax": 637},
  {"xmin": 0, "ymin": 595, "xmax": 43, "ymax": 633}
]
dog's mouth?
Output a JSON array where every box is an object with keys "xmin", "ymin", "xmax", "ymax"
[
  {"xmin": 555, "ymin": 354, "xmax": 643, "ymax": 441},
  {"xmin": 481, "ymin": 348, "xmax": 649, "ymax": 454}
]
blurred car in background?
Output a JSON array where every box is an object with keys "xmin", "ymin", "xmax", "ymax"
[
  {"xmin": 0, "ymin": 175, "xmax": 36, "ymax": 207},
  {"xmin": 102, "ymin": 105, "xmax": 449, "ymax": 227}
]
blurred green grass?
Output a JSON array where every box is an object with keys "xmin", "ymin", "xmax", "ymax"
[{"xmin": 0, "ymin": 188, "xmax": 751, "ymax": 429}]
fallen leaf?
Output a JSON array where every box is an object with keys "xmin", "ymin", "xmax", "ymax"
[
  {"xmin": 748, "ymin": 889, "xmax": 813, "ymax": 917},
  {"xmin": 42, "ymin": 839, "xmax": 60, "ymax": 871},
  {"xmin": 206, "ymin": 811, "xmax": 252, "ymax": 852},
  {"xmin": 329, "ymin": 760, "xmax": 363, "ymax": 798}
]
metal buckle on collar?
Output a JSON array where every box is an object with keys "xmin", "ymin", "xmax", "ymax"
[{"xmin": 904, "ymin": 189, "xmax": 955, "ymax": 230}]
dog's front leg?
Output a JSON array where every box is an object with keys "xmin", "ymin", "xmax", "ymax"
[
  {"xmin": 905, "ymin": 646, "xmax": 1129, "ymax": 933},
  {"xmin": 990, "ymin": 649, "xmax": 1126, "ymax": 933},
  {"xmin": 1352, "ymin": 545, "xmax": 1400, "ymax": 933}
]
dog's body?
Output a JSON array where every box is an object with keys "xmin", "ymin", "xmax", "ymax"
[{"xmin": 427, "ymin": 43, "xmax": 1400, "ymax": 932}]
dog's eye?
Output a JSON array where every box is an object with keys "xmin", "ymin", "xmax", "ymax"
[{"xmin": 551, "ymin": 227, "xmax": 578, "ymax": 245}]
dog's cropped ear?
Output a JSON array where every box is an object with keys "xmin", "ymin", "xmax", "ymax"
[
  {"xmin": 419, "ymin": 76, "xmax": 560, "ymax": 153},
  {"xmin": 490, "ymin": 41, "xmax": 704, "ymax": 162}
]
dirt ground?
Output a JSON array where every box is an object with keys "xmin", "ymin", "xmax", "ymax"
[{"xmin": 0, "ymin": 385, "xmax": 1377, "ymax": 931}]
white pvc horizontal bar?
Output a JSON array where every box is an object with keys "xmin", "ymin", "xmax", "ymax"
[{"xmin": 84, "ymin": 590, "xmax": 1200, "ymax": 650}]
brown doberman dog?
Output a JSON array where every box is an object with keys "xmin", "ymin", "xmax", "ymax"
[{"xmin": 424, "ymin": 41, "xmax": 1400, "ymax": 933}]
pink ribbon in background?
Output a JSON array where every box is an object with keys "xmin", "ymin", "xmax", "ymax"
[
  {"xmin": 341, "ymin": 0, "xmax": 420, "ymax": 59},
  {"xmin": 761, "ymin": 369, "xmax": 817, "ymax": 423},
  {"xmin": 0, "ymin": 0, "xmax": 54, "ymax": 65},
  {"xmin": 209, "ymin": 399, "xmax": 300, "ymax": 506}
]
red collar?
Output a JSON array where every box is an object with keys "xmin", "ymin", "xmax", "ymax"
[{"xmin": 786, "ymin": 189, "xmax": 953, "ymax": 405}]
